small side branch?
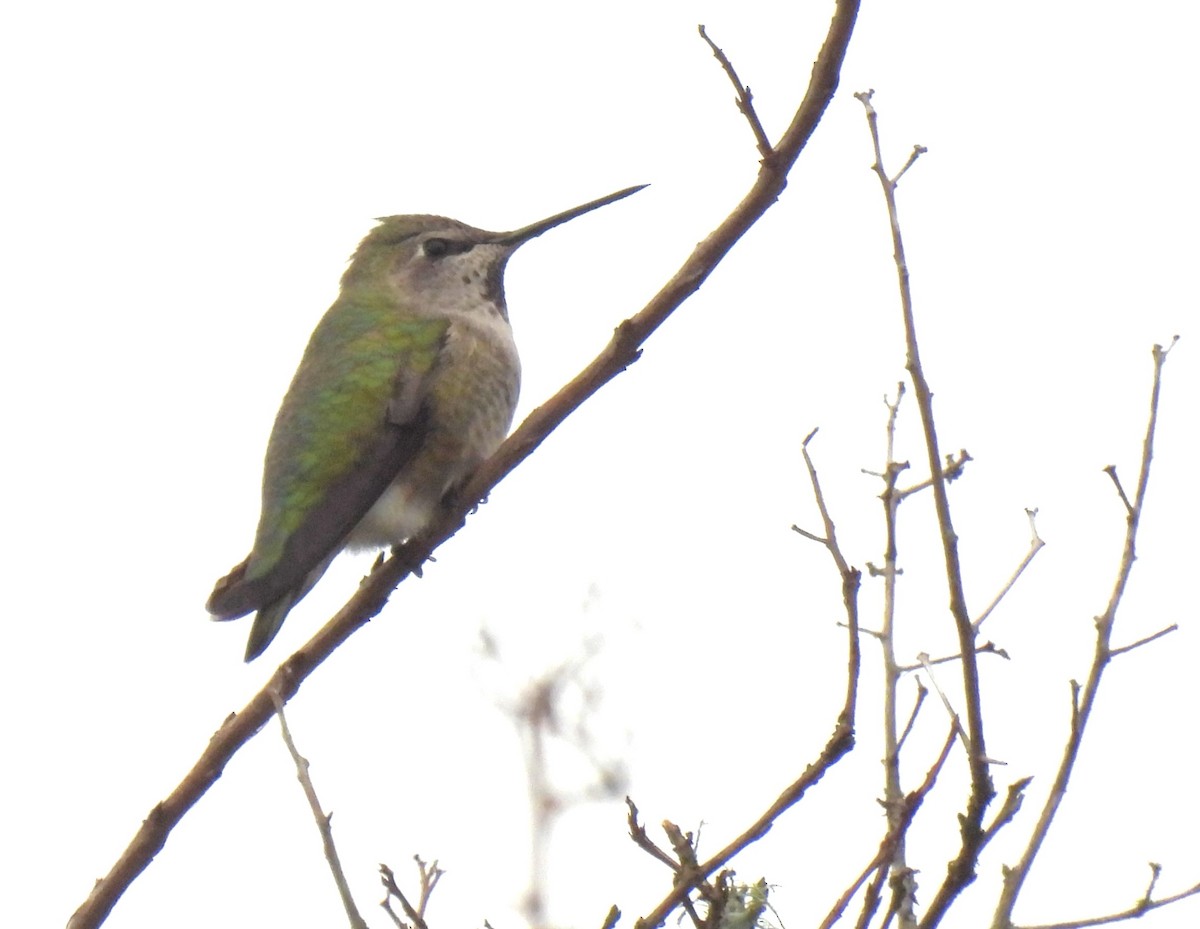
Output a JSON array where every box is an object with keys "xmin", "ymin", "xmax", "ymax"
[
  {"xmin": 272, "ymin": 690, "xmax": 367, "ymax": 929},
  {"xmin": 379, "ymin": 858, "xmax": 443, "ymax": 929},
  {"xmin": 796, "ymin": 428, "xmax": 864, "ymax": 727},
  {"xmin": 1109, "ymin": 623, "xmax": 1178, "ymax": 658},
  {"xmin": 973, "ymin": 509, "xmax": 1045, "ymax": 632},
  {"xmin": 1014, "ymin": 868, "xmax": 1200, "ymax": 929},
  {"xmin": 897, "ymin": 641, "xmax": 1010, "ymax": 674},
  {"xmin": 698, "ymin": 25, "xmax": 774, "ymax": 159},
  {"xmin": 980, "ymin": 777, "xmax": 1032, "ymax": 850}
]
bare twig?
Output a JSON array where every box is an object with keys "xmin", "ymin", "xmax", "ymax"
[
  {"xmin": 798, "ymin": 429, "xmax": 864, "ymax": 724},
  {"xmin": 991, "ymin": 338, "xmax": 1179, "ymax": 929},
  {"xmin": 897, "ymin": 641, "xmax": 1009, "ymax": 673},
  {"xmin": 65, "ymin": 5, "xmax": 864, "ymax": 927},
  {"xmin": 1013, "ymin": 870, "xmax": 1200, "ymax": 929},
  {"xmin": 1108, "ymin": 622, "xmax": 1178, "ymax": 658},
  {"xmin": 380, "ymin": 860, "xmax": 442, "ymax": 929},
  {"xmin": 1101, "ymin": 466, "xmax": 1134, "ymax": 515},
  {"xmin": 271, "ymin": 690, "xmax": 367, "ymax": 929},
  {"xmin": 914, "ymin": 653, "xmax": 968, "ymax": 749},
  {"xmin": 626, "ymin": 798, "xmax": 680, "ymax": 872},
  {"xmin": 380, "ymin": 858, "xmax": 442, "ymax": 929},
  {"xmin": 797, "ymin": 429, "xmax": 856, "ymax": 581},
  {"xmin": 855, "ymin": 89, "xmax": 994, "ymax": 927},
  {"xmin": 698, "ymin": 25, "xmax": 774, "ymax": 159},
  {"xmin": 892, "ymin": 145, "xmax": 927, "ymax": 186},
  {"xmin": 894, "ymin": 679, "xmax": 928, "ymax": 756},
  {"xmin": 973, "ymin": 509, "xmax": 1045, "ymax": 632},
  {"xmin": 895, "ymin": 450, "xmax": 972, "ymax": 501},
  {"xmin": 980, "ymin": 777, "xmax": 1032, "ymax": 850}
]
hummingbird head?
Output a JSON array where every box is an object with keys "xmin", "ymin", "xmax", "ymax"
[{"xmin": 340, "ymin": 185, "xmax": 647, "ymax": 321}]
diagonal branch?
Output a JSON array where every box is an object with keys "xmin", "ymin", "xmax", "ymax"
[
  {"xmin": 272, "ymin": 691, "xmax": 368, "ymax": 929},
  {"xmin": 1014, "ymin": 872, "xmax": 1200, "ymax": 929},
  {"xmin": 990, "ymin": 338, "xmax": 1179, "ymax": 929},
  {"xmin": 65, "ymin": 4, "xmax": 863, "ymax": 928}
]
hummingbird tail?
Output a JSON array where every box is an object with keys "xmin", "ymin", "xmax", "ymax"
[
  {"xmin": 243, "ymin": 593, "xmax": 298, "ymax": 662},
  {"xmin": 241, "ymin": 552, "xmax": 338, "ymax": 662}
]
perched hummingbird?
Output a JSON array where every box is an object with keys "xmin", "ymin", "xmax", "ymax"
[{"xmin": 208, "ymin": 185, "xmax": 644, "ymax": 661}]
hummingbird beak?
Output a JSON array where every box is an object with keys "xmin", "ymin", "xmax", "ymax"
[{"xmin": 493, "ymin": 184, "xmax": 647, "ymax": 247}]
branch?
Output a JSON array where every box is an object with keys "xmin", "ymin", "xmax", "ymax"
[
  {"xmin": 972, "ymin": 509, "xmax": 1045, "ymax": 633},
  {"xmin": 272, "ymin": 690, "xmax": 367, "ymax": 929},
  {"xmin": 854, "ymin": 89, "xmax": 995, "ymax": 927},
  {"xmin": 66, "ymin": 4, "xmax": 863, "ymax": 927},
  {"xmin": 1108, "ymin": 622, "xmax": 1177, "ymax": 658},
  {"xmin": 980, "ymin": 777, "xmax": 1032, "ymax": 851},
  {"xmin": 379, "ymin": 858, "xmax": 443, "ymax": 929},
  {"xmin": 1015, "ymin": 868, "xmax": 1200, "ymax": 929},
  {"xmin": 897, "ymin": 640, "xmax": 1010, "ymax": 674},
  {"xmin": 991, "ymin": 338, "xmax": 1179, "ymax": 929}
]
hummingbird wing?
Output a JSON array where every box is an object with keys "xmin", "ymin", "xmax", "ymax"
[{"xmin": 208, "ymin": 310, "xmax": 450, "ymax": 643}]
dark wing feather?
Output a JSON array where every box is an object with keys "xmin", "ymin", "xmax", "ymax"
[{"xmin": 206, "ymin": 406, "xmax": 430, "ymax": 620}]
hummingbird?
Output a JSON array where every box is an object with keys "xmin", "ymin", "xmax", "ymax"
[{"xmin": 208, "ymin": 185, "xmax": 645, "ymax": 661}]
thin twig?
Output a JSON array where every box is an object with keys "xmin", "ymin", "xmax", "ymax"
[
  {"xmin": 1014, "ymin": 874, "xmax": 1200, "ymax": 929},
  {"xmin": 800, "ymin": 429, "xmax": 856, "ymax": 580},
  {"xmin": 626, "ymin": 798, "xmax": 681, "ymax": 872},
  {"xmin": 698, "ymin": 25, "xmax": 774, "ymax": 159},
  {"xmin": 915, "ymin": 653, "xmax": 969, "ymax": 749},
  {"xmin": 1102, "ymin": 466, "xmax": 1134, "ymax": 515},
  {"xmin": 897, "ymin": 641, "xmax": 1009, "ymax": 673},
  {"xmin": 1108, "ymin": 623, "xmax": 1178, "ymax": 658},
  {"xmin": 271, "ymin": 690, "xmax": 368, "ymax": 929},
  {"xmin": 892, "ymin": 145, "xmax": 927, "ymax": 186},
  {"xmin": 980, "ymin": 777, "xmax": 1032, "ymax": 850},
  {"xmin": 894, "ymin": 450, "xmax": 972, "ymax": 501},
  {"xmin": 799, "ymin": 429, "xmax": 864, "ymax": 725},
  {"xmin": 894, "ymin": 679, "xmax": 928, "ymax": 756},
  {"xmin": 973, "ymin": 509, "xmax": 1045, "ymax": 632},
  {"xmin": 379, "ymin": 863, "xmax": 430, "ymax": 929}
]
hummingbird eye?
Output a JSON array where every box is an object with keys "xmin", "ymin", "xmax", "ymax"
[{"xmin": 422, "ymin": 237, "xmax": 474, "ymax": 260}]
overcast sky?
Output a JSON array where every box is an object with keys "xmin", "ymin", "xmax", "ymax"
[{"xmin": 4, "ymin": 3, "xmax": 1199, "ymax": 928}]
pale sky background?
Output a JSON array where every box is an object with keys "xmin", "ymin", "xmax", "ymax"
[{"xmin": 4, "ymin": 2, "xmax": 1199, "ymax": 928}]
